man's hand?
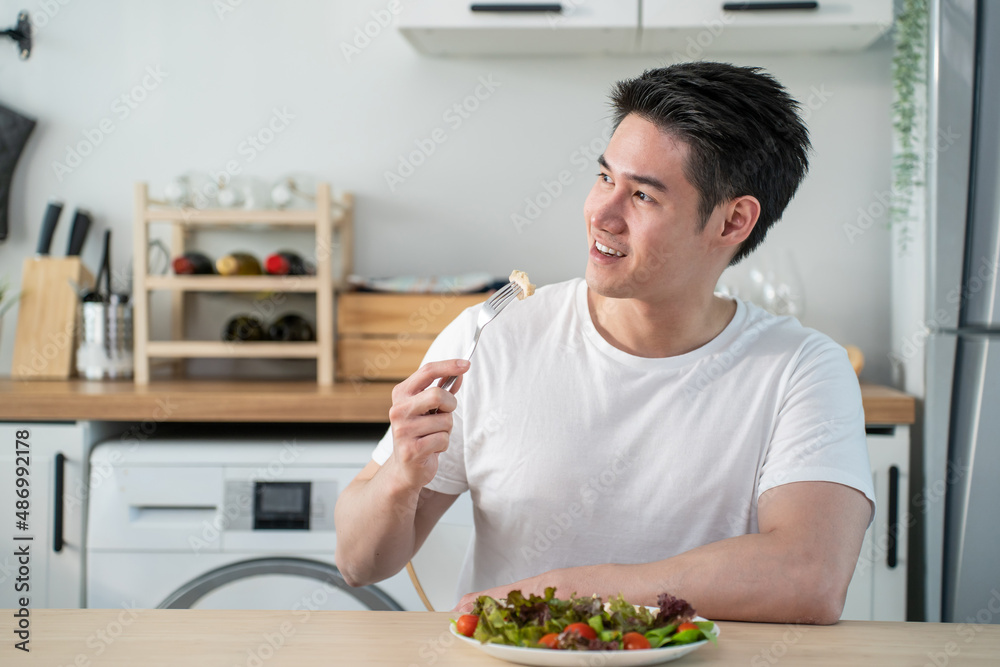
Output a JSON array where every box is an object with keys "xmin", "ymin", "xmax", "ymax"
[{"xmin": 381, "ymin": 359, "xmax": 470, "ymax": 492}]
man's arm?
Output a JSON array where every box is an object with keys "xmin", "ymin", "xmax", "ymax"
[
  {"xmin": 334, "ymin": 359, "xmax": 469, "ymax": 587},
  {"xmin": 456, "ymin": 480, "xmax": 871, "ymax": 625}
]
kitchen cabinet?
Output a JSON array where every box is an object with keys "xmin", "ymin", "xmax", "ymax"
[
  {"xmin": 397, "ymin": 0, "xmax": 891, "ymax": 57},
  {"xmin": 841, "ymin": 424, "xmax": 909, "ymax": 621},
  {"xmin": 640, "ymin": 0, "xmax": 892, "ymax": 55},
  {"xmin": 398, "ymin": 0, "xmax": 640, "ymax": 56},
  {"xmin": 0, "ymin": 422, "xmax": 101, "ymax": 609}
]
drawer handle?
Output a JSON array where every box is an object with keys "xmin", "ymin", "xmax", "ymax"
[
  {"xmin": 723, "ymin": 2, "xmax": 819, "ymax": 10},
  {"xmin": 471, "ymin": 3, "xmax": 563, "ymax": 13},
  {"xmin": 53, "ymin": 453, "xmax": 65, "ymax": 553},
  {"xmin": 887, "ymin": 465, "xmax": 899, "ymax": 569}
]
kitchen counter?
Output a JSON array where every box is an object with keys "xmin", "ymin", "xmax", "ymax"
[
  {"xmin": 6, "ymin": 610, "xmax": 998, "ymax": 666},
  {"xmin": 0, "ymin": 378, "xmax": 915, "ymax": 424}
]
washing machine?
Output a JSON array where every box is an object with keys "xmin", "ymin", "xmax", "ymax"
[{"xmin": 85, "ymin": 430, "xmax": 473, "ymax": 611}]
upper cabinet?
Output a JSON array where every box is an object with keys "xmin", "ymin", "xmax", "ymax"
[
  {"xmin": 640, "ymin": 1, "xmax": 892, "ymax": 55},
  {"xmin": 398, "ymin": 1, "xmax": 639, "ymax": 56},
  {"xmin": 397, "ymin": 0, "xmax": 892, "ymax": 57}
]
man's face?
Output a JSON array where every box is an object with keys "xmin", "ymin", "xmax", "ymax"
[{"xmin": 584, "ymin": 113, "xmax": 722, "ymax": 304}]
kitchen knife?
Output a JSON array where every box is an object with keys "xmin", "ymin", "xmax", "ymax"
[
  {"xmin": 36, "ymin": 201, "xmax": 63, "ymax": 255},
  {"xmin": 65, "ymin": 209, "xmax": 92, "ymax": 256},
  {"xmin": 83, "ymin": 229, "xmax": 111, "ymax": 302}
]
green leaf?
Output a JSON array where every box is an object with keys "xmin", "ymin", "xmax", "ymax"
[
  {"xmin": 644, "ymin": 624, "xmax": 677, "ymax": 648},
  {"xmin": 695, "ymin": 621, "xmax": 718, "ymax": 645},
  {"xmin": 671, "ymin": 629, "xmax": 704, "ymax": 645}
]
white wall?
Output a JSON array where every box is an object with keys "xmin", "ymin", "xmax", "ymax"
[{"xmin": 0, "ymin": 0, "xmax": 895, "ymax": 382}]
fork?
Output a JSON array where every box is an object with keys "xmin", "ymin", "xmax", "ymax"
[{"xmin": 437, "ymin": 281, "xmax": 522, "ymax": 394}]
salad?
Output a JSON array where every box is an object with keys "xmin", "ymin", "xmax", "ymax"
[{"xmin": 453, "ymin": 588, "xmax": 717, "ymax": 651}]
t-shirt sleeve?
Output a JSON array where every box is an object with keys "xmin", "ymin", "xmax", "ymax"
[
  {"xmin": 370, "ymin": 304, "xmax": 477, "ymax": 496},
  {"xmin": 757, "ymin": 335, "xmax": 876, "ymax": 524}
]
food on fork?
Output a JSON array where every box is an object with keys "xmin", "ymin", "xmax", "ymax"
[{"xmin": 509, "ymin": 270, "xmax": 535, "ymax": 299}]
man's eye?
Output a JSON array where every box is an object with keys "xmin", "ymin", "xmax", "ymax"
[
  {"xmin": 597, "ymin": 172, "xmax": 612, "ymax": 183},
  {"xmin": 636, "ymin": 191, "xmax": 652, "ymax": 202}
]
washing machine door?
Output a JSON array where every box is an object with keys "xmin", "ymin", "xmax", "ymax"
[{"xmin": 157, "ymin": 557, "xmax": 402, "ymax": 611}]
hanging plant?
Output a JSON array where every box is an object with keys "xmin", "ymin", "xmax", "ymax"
[{"xmin": 890, "ymin": 0, "xmax": 929, "ymax": 253}]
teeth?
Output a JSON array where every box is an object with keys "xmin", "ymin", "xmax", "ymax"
[{"xmin": 595, "ymin": 241, "xmax": 624, "ymax": 257}]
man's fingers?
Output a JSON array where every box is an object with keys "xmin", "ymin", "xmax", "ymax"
[
  {"xmin": 392, "ymin": 411, "xmax": 453, "ymax": 446},
  {"xmin": 389, "ymin": 387, "xmax": 458, "ymax": 423},
  {"xmin": 393, "ymin": 359, "xmax": 471, "ymax": 400}
]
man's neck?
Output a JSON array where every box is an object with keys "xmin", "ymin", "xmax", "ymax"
[{"xmin": 587, "ymin": 287, "xmax": 737, "ymax": 358}]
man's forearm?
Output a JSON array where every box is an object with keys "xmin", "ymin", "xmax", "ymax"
[
  {"xmin": 466, "ymin": 532, "xmax": 848, "ymax": 624},
  {"xmin": 333, "ymin": 466, "xmax": 422, "ymax": 587}
]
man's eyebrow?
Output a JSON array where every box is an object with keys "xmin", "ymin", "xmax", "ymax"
[{"xmin": 597, "ymin": 155, "xmax": 668, "ymax": 193}]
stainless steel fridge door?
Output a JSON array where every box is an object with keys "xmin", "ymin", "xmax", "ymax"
[
  {"xmin": 928, "ymin": 0, "xmax": 977, "ymax": 330},
  {"xmin": 924, "ymin": 332, "xmax": 958, "ymax": 621},
  {"xmin": 960, "ymin": 0, "xmax": 1000, "ymax": 328},
  {"xmin": 942, "ymin": 333, "xmax": 1000, "ymax": 622}
]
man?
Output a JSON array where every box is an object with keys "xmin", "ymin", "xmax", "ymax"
[{"xmin": 334, "ymin": 62, "xmax": 874, "ymax": 625}]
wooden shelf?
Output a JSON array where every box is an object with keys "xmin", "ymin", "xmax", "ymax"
[
  {"xmin": 146, "ymin": 341, "xmax": 320, "ymax": 359},
  {"xmin": 143, "ymin": 207, "xmax": 346, "ymax": 226},
  {"xmin": 133, "ymin": 182, "xmax": 352, "ymax": 386},
  {"xmin": 145, "ymin": 275, "xmax": 321, "ymax": 292}
]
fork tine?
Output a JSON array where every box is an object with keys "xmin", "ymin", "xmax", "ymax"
[
  {"xmin": 486, "ymin": 282, "xmax": 517, "ymax": 306},
  {"xmin": 490, "ymin": 288, "xmax": 521, "ymax": 313}
]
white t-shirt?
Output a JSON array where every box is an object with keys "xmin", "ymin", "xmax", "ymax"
[{"xmin": 372, "ymin": 278, "xmax": 875, "ymax": 595}]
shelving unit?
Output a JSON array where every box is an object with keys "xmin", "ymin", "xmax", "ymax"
[{"xmin": 132, "ymin": 181, "xmax": 353, "ymax": 386}]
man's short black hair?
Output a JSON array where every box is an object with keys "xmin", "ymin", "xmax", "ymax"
[{"xmin": 610, "ymin": 62, "xmax": 811, "ymax": 266}]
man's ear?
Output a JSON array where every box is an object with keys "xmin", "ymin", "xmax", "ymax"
[{"xmin": 718, "ymin": 195, "xmax": 760, "ymax": 249}]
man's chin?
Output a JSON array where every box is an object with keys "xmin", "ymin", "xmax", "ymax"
[{"xmin": 585, "ymin": 272, "xmax": 631, "ymax": 300}]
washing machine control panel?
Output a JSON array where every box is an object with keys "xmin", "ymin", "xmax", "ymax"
[{"xmin": 223, "ymin": 480, "xmax": 337, "ymax": 532}]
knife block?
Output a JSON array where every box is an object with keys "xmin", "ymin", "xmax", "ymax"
[{"xmin": 11, "ymin": 257, "xmax": 93, "ymax": 379}]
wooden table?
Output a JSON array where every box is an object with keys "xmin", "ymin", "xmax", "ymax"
[
  {"xmin": 4, "ymin": 610, "xmax": 998, "ymax": 666},
  {"xmin": 0, "ymin": 379, "xmax": 915, "ymax": 425}
]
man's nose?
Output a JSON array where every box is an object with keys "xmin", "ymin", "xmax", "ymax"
[{"xmin": 591, "ymin": 192, "xmax": 628, "ymax": 235}]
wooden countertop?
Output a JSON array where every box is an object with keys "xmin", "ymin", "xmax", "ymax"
[
  {"xmin": 0, "ymin": 378, "xmax": 915, "ymax": 425},
  {"xmin": 7, "ymin": 610, "xmax": 997, "ymax": 666}
]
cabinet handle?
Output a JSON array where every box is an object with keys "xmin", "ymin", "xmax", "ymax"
[
  {"xmin": 53, "ymin": 453, "xmax": 65, "ymax": 553},
  {"xmin": 887, "ymin": 465, "xmax": 899, "ymax": 569},
  {"xmin": 723, "ymin": 2, "xmax": 819, "ymax": 10},
  {"xmin": 471, "ymin": 3, "xmax": 563, "ymax": 13}
]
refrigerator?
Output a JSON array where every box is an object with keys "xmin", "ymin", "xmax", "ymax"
[{"xmin": 925, "ymin": 0, "xmax": 1000, "ymax": 624}]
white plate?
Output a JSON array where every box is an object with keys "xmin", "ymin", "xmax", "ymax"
[{"xmin": 449, "ymin": 616, "xmax": 720, "ymax": 667}]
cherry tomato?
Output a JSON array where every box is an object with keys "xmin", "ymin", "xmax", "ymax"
[
  {"xmin": 456, "ymin": 614, "xmax": 479, "ymax": 637},
  {"xmin": 676, "ymin": 622, "xmax": 699, "ymax": 633},
  {"xmin": 538, "ymin": 633, "xmax": 560, "ymax": 649},
  {"xmin": 564, "ymin": 622, "xmax": 598, "ymax": 641},
  {"xmin": 623, "ymin": 632, "xmax": 651, "ymax": 650}
]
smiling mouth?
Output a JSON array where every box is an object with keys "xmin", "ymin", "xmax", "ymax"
[{"xmin": 595, "ymin": 240, "xmax": 625, "ymax": 257}]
